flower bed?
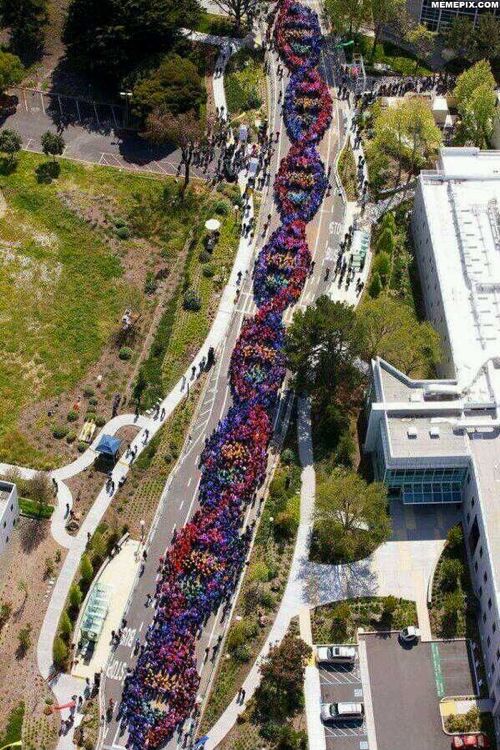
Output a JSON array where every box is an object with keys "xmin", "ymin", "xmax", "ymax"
[{"xmin": 121, "ymin": 1, "xmax": 332, "ymax": 746}]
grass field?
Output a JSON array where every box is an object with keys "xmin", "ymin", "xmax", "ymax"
[
  {"xmin": 225, "ymin": 48, "xmax": 267, "ymax": 122},
  {"xmin": 0, "ymin": 152, "xmax": 210, "ymax": 467}
]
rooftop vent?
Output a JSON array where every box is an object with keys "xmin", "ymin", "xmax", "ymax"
[
  {"xmin": 407, "ymin": 426, "xmax": 418, "ymax": 438},
  {"xmin": 429, "ymin": 426, "xmax": 440, "ymax": 438}
]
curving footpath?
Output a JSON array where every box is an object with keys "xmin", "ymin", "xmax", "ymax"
[{"xmin": 0, "ymin": 32, "xmax": 257, "ymax": 746}]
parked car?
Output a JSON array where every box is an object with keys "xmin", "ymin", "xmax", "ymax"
[
  {"xmin": 451, "ymin": 734, "xmax": 490, "ymax": 748},
  {"xmin": 321, "ymin": 702, "xmax": 364, "ymax": 722},
  {"xmin": 400, "ymin": 626, "xmax": 420, "ymax": 643},
  {"xmin": 316, "ymin": 645, "xmax": 356, "ymax": 664}
]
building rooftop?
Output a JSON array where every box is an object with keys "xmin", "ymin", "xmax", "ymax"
[
  {"xmin": 0, "ymin": 481, "xmax": 14, "ymax": 515},
  {"xmin": 385, "ymin": 414, "xmax": 469, "ymax": 459},
  {"xmin": 419, "ymin": 148, "xmax": 500, "ymax": 404}
]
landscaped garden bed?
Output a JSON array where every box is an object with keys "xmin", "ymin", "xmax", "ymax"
[{"xmin": 311, "ymin": 596, "xmax": 418, "ymax": 644}]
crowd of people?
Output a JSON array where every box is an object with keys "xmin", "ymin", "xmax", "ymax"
[{"xmin": 119, "ymin": 1, "xmax": 332, "ymax": 747}]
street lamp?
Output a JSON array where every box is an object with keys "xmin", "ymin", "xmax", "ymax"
[{"xmin": 119, "ymin": 90, "xmax": 133, "ymax": 129}]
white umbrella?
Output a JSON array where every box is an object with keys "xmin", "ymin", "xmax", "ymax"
[{"xmin": 205, "ymin": 219, "xmax": 221, "ymax": 232}]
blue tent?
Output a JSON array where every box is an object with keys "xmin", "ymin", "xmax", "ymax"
[{"xmin": 95, "ymin": 434, "xmax": 122, "ymax": 457}]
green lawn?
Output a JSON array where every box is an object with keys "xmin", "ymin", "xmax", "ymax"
[
  {"xmin": 338, "ymin": 143, "xmax": 358, "ymax": 201},
  {"xmin": 0, "ymin": 152, "xmax": 208, "ymax": 467},
  {"xmin": 0, "ymin": 704, "xmax": 24, "ymax": 748},
  {"xmin": 194, "ymin": 11, "xmax": 244, "ymax": 38},
  {"xmin": 352, "ymin": 34, "xmax": 433, "ymax": 77},
  {"xmin": 18, "ymin": 497, "xmax": 54, "ymax": 518}
]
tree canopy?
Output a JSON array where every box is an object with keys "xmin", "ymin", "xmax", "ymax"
[
  {"xmin": 255, "ymin": 633, "xmax": 311, "ymax": 723},
  {"xmin": 357, "ymin": 294, "xmax": 441, "ymax": 377},
  {"xmin": 370, "ymin": 0, "xmax": 407, "ymax": 54},
  {"xmin": 132, "ymin": 54, "xmax": 206, "ymax": 123},
  {"xmin": 370, "ymin": 97, "xmax": 442, "ymax": 181},
  {"xmin": 453, "ymin": 60, "xmax": 497, "ymax": 148},
  {"xmin": 447, "ymin": 14, "xmax": 500, "ymax": 61},
  {"xmin": 0, "ymin": 50, "xmax": 24, "ymax": 95},
  {"xmin": 313, "ymin": 467, "xmax": 390, "ymax": 563},
  {"xmin": 63, "ymin": 0, "xmax": 201, "ymax": 83},
  {"xmin": 323, "ymin": 0, "xmax": 371, "ymax": 35},
  {"xmin": 0, "ymin": 0, "xmax": 48, "ymax": 60},
  {"xmin": 211, "ymin": 0, "xmax": 261, "ymax": 32},
  {"xmin": 285, "ymin": 296, "xmax": 365, "ymax": 405}
]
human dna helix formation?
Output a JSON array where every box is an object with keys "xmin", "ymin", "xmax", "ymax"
[{"xmin": 121, "ymin": 1, "xmax": 332, "ymax": 747}]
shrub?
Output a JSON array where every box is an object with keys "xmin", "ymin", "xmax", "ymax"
[
  {"xmin": 77, "ymin": 442, "xmax": 87, "ymax": 453},
  {"xmin": 281, "ymin": 448, "xmax": 297, "ymax": 466},
  {"xmin": 248, "ymin": 561, "xmax": 270, "ymax": 583},
  {"xmin": 79, "ymin": 554, "xmax": 94, "ymax": 585},
  {"xmin": 83, "ymin": 386, "xmax": 95, "ymax": 397},
  {"xmin": 372, "ymin": 251, "xmax": 391, "ymax": 284},
  {"xmin": 233, "ymin": 644, "xmax": 251, "ymax": 662},
  {"xmin": 274, "ymin": 510, "xmax": 297, "ymax": 541},
  {"xmin": 53, "ymin": 636, "xmax": 69, "ymax": 670},
  {"xmin": 115, "ymin": 225, "xmax": 130, "ymax": 240},
  {"xmin": 447, "ymin": 525, "xmax": 463, "ymax": 550},
  {"xmin": 88, "ymin": 397, "xmax": 98, "ymax": 406},
  {"xmin": 368, "ymin": 272, "xmax": 383, "ymax": 298},
  {"xmin": 53, "ymin": 425, "xmax": 69, "ymax": 439},
  {"xmin": 119, "ymin": 346, "xmax": 133, "ymax": 361},
  {"xmin": 202, "ymin": 264, "xmax": 215, "ymax": 278},
  {"xmin": 59, "ymin": 610, "xmax": 72, "ymax": 642},
  {"xmin": 18, "ymin": 623, "xmax": 32, "ymax": 655},
  {"xmin": 95, "ymin": 415, "xmax": 106, "ymax": 427},
  {"xmin": 198, "ymin": 250, "xmax": 211, "ymax": 263},
  {"xmin": 66, "ymin": 431, "xmax": 77, "ymax": 444},
  {"xmin": 441, "ymin": 557, "xmax": 464, "ymax": 590},
  {"xmin": 246, "ymin": 90, "xmax": 262, "ymax": 109},
  {"xmin": 69, "ymin": 583, "xmax": 83, "ymax": 610},
  {"xmin": 144, "ymin": 271, "xmax": 157, "ymax": 294},
  {"xmin": 183, "ymin": 288, "xmax": 201, "ymax": 311},
  {"xmin": 67, "ymin": 410, "xmax": 78, "ymax": 422},
  {"xmin": 213, "ymin": 199, "xmax": 230, "ymax": 215},
  {"xmin": 227, "ymin": 618, "xmax": 258, "ymax": 652}
]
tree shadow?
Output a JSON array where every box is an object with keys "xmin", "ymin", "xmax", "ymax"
[
  {"xmin": 19, "ymin": 517, "xmax": 48, "ymax": 553},
  {"xmin": 35, "ymin": 161, "xmax": 61, "ymax": 184}
]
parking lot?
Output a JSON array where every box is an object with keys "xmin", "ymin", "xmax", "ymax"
[
  {"xmin": 360, "ymin": 633, "xmax": 477, "ymax": 750},
  {"xmin": 318, "ymin": 649, "xmax": 369, "ymax": 750}
]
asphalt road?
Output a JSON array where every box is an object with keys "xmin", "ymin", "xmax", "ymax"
[
  {"xmin": 99, "ymin": 26, "xmax": 347, "ymax": 750},
  {"xmin": 3, "ymin": 88, "xmax": 204, "ymax": 178}
]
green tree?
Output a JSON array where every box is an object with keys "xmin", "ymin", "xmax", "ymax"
[
  {"xmin": 63, "ymin": 0, "xmax": 201, "ymax": 83},
  {"xmin": 133, "ymin": 368, "xmax": 147, "ymax": 407},
  {"xmin": 285, "ymin": 296, "xmax": 365, "ymax": 405},
  {"xmin": 454, "ymin": 60, "xmax": 497, "ymax": 148},
  {"xmin": 0, "ymin": 0, "xmax": 49, "ymax": 60},
  {"xmin": 447, "ymin": 524, "xmax": 463, "ymax": 550},
  {"xmin": 79, "ymin": 553, "xmax": 94, "ymax": 586},
  {"xmin": 255, "ymin": 634, "xmax": 311, "ymax": 722},
  {"xmin": 211, "ymin": 0, "xmax": 261, "ymax": 32},
  {"xmin": 89, "ymin": 530, "xmax": 107, "ymax": 566},
  {"xmin": 17, "ymin": 622, "xmax": 32, "ymax": 655},
  {"xmin": 53, "ymin": 635, "xmax": 69, "ymax": 669},
  {"xmin": 370, "ymin": 0, "xmax": 407, "ymax": 57},
  {"xmin": 59, "ymin": 610, "xmax": 72, "ymax": 642},
  {"xmin": 446, "ymin": 16, "xmax": 475, "ymax": 59},
  {"xmin": 372, "ymin": 251, "xmax": 391, "ymax": 285},
  {"xmin": 41, "ymin": 131, "xmax": 65, "ymax": 160},
  {"xmin": 314, "ymin": 468, "xmax": 390, "ymax": 563},
  {"xmin": 69, "ymin": 583, "xmax": 83, "ymax": 610},
  {"xmin": 443, "ymin": 589, "xmax": 465, "ymax": 619},
  {"xmin": 357, "ymin": 294, "xmax": 441, "ymax": 377},
  {"xmin": 0, "ymin": 128, "xmax": 21, "ymax": 167},
  {"xmin": 28, "ymin": 470, "xmax": 52, "ymax": 515},
  {"xmin": 371, "ymin": 97, "xmax": 442, "ymax": 181},
  {"xmin": 441, "ymin": 557, "xmax": 463, "ymax": 590},
  {"xmin": 376, "ymin": 226, "xmax": 394, "ymax": 255},
  {"xmin": 324, "ymin": 0, "xmax": 371, "ymax": 35},
  {"xmin": 368, "ymin": 272, "xmax": 383, "ymax": 298},
  {"xmin": 474, "ymin": 14, "xmax": 500, "ymax": 61},
  {"xmin": 405, "ymin": 23, "xmax": 436, "ymax": 70},
  {"xmin": 331, "ymin": 600, "xmax": 351, "ymax": 639},
  {"xmin": 143, "ymin": 108, "xmax": 204, "ymax": 194},
  {"xmin": 0, "ymin": 50, "xmax": 24, "ymax": 94},
  {"xmin": 132, "ymin": 54, "xmax": 206, "ymax": 123}
]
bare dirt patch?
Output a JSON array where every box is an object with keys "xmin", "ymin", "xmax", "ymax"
[{"xmin": 0, "ymin": 518, "xmax": 64, "ymax": 746}]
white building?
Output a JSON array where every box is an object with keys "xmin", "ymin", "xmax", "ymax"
[
  {"xmin": 0, "ymin": 481, "xmax": 19, "ymax": 553},
  {"xmin": 364, "ymin": 148, "xmax": 500, "ymax": 729}
]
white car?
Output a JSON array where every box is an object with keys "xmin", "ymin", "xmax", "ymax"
[
  {"xmin": 316, "ymin": 645, "xmax": 356, "ymax": 664},
  {"xmin": 321, "ymin": 702, "xmax": 364, "ymax": 722},
  {"xmin": 400, "ymin": 626, "xmax": 420, "ymax": 642}
]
